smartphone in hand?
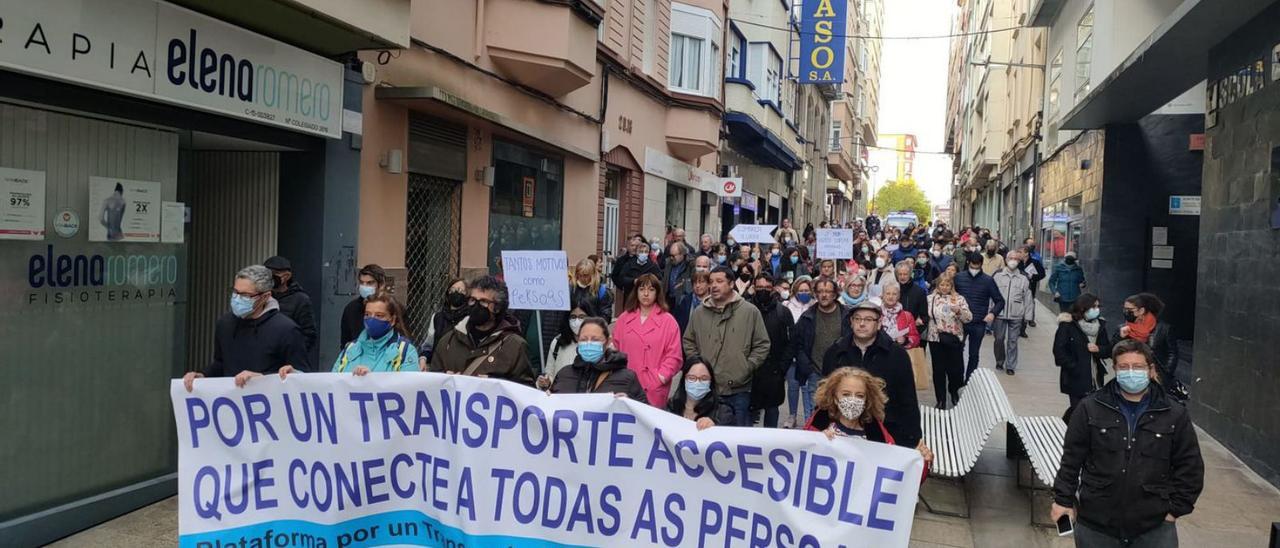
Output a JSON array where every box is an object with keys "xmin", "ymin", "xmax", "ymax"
[{"xmin": 1056, "ymin": 514, "xmax": 1074, "ymax": 537}]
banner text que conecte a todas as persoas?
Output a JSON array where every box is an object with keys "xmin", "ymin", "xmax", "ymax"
[{"xmin": 172, "ymin": 373, "xmax": 924, "ymax": 548}]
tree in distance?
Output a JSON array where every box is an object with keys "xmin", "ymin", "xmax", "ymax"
[{"xmin": 869, "ymin": 179, "xmax": 931, "ymax": 223}]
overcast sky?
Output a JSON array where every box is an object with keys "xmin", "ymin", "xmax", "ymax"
[{"xmin": 868, "ymin": 0, "xmax": 957, "ymax": 207}]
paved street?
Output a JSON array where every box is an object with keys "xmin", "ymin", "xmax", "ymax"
[{"xmin": 51, "ymin": 301, "xmax": 1280, "ymax": 547}]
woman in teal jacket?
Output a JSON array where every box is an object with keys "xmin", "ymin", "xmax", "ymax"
[{"xmin": 278, "ymin": 294, "xmax": 418, "ymax": 377}]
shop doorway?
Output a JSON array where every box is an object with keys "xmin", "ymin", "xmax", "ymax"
[{"xmin": 404, "ymin": 174, "xmax": 462, "ymax": 342}]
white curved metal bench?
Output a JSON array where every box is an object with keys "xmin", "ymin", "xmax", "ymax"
[{"xmin": 918, "ymin": 368, "xmax": 1015, "ymax": 517}]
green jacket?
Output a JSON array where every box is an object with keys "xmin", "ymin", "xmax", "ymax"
[
  {"xmin": 332, "ymin": 330, "xmax": 419, "ymax": 373},
  {"xmin": 429, "ymin": 314, "xmax": 535, "ymax": 386},
  {"xmin": 681, "ymin": 293, "xmax": 771, "ymax": 395}
]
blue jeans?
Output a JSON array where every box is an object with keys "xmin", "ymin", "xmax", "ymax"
[
  {"xmin": 963, "ymin": 322, "xmax": 987, "ymax": 381},
  {"xmin": 786, "ymin": 367, "xmax": 818, "ymax": 424},
  {"xmin": 1074, "ymin": 520, "xmax": 1178, "ymax": 548},
  {"xmin": 723, "ymin": 392, "xmax": 753, "ymax": 427}
]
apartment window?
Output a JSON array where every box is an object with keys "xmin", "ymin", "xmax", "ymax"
[
  {"xmin": 747, "ymin": 43, "xmax": 783, "ymax": 104},
  {"xmin": 857, "ymin": 89, "xmax": 866, "ymax": 116},
  {"xmin": 1048, "ymin": 49, "xmax": 1063, "ymax": 117},
  {"xmin": 669, "ymin": 3, "xmax": 723, "ymax": 98},
  {"xmin": 830, "ymin": 120, "xmax": 842, "ymax": 152},
  {"xmin": 1074, "ymin": 5, "xmax": 1094, "ymax": 101},
  {"xmin": 859, "ymin": 40, "xmax": 869, "ymax": 74},
  {"xmin": 727, "ymin": 24, "xmax": 746, "ymax": 79}
]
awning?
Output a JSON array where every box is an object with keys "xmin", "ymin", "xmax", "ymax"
[
  {"xmin": 1059, "ymin": 0, "xmax": 1275, "ymax": 130},
  {"xmin": 723, "ymin": 112, "xmax": 803, "ymax": 172}
]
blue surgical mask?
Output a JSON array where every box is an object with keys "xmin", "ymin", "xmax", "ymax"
[
  {"xmin": 1085, "ymin": 308, "xmax": 1101, "ymax": 321},
  {"xmin": 796, "ymin": 293, "xmax": 813, "ymax": 304},
  {"xmin": 716, "ymin": 255, "xmax": 727, "ymax": 264},
  {"xmin": 685, "ymin": 379, "xmax": 711, "ymax": 401},
  {"xmin": 578, "ymin": 341, "xmax": 605, "ymax": 363},
  {"xmin": 1116, "ymin": 369, "xmax": 1151, "ymax": 394},
  {"xmin": 363, "ymin": 317, "xmax": 393, "ymax": 339},
  {"xmin": 358, "ymin": 284, "xmax": 377, "ymax": 299},
  {"xmin": 637, "ymin": 253, "xmax": 649, "ymax": 265},
  {"xmin": 790, "ymin": 256, "xmax": 799, "ymax": 265},
  {"xmin": 230, "ymin": 294, "xmax": 256, "ymax": 318}
]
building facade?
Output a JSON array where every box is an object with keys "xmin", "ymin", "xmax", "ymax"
[
  {"xmin": 0, "ymin": 0, "xmax": 410, "ymax": 544},
  {"xmin": 1040, "ymin": 0, "xmax": 1280, "ymax": 488}
]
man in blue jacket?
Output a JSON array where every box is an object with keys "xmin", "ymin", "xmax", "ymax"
[{"xmin": 953, "ymin": 252, "xmax": 1005, "ymax": 382}]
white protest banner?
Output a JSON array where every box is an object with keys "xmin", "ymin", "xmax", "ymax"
[
  {"xmin": 501, "ymin": 250, "xmax": 570, "ymax": 311},
  {"xmin": 171, "ymin": 374, "xmax": 924, "ymax": 548},
  {"xmin": 816, "ymin": 229, "xmax": 854, "ymax": 259},
  {"xmin": 728, "ymin": 224, "xmax": 778, "ymax": 244}
]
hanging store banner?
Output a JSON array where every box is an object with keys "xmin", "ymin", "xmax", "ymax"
[
  {"xmin": 798, "ymin": 0, "xmax": 848, "ymax": 84},
  {"xmin": 0, "ymin": 0, "xmax": 343, "ymax": 138},
  {"xmin": 171, "ymin": 373, "xmax": 924, "ymax": 548}
]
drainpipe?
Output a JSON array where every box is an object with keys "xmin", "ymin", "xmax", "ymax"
[{"xmin": 474, "ymin": 0, "xmax": 485, "ymax": 61}]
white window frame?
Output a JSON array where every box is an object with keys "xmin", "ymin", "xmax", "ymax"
[
  {"xmin": 830, "ymin": 119, "xmax": 842, "ymax": 152},
  {"xmin": 746, "ymin": 42, "xmax": 783, "ymax": 105},
  {"xmin": 1048, "ymin": 49, "xmax": 1063, "ymax": 118},
  {"xmin": 727, "ymin": 25, "xmax": 746, "ymax": 79},
  {"xmin": 668, "ymin": 3, "xmax": 723, "ymax": 98},
  {"xmin": 1074, "ymin": 5, "xmax": 1094, "ymax": 101}
]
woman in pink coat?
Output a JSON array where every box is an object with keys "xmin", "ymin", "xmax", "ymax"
[{"xmin": 613, "ymin": 273, "xmax": 684, "ymax": 407}]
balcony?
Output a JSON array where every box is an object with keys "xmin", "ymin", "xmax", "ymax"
[
  {"xmin": 168, "ymin": 0, "xmax": 410, "ymax": 54},
  {"xmin": 827, "ymin": 146, "xmax": 855, "ymax": 181},
  {"xmin": 485, "ymin": 0, "xmax": 600, "ymax": 97},
  {"xmin": 665, "ymin": 107, "xmax": 721, "ymax": 162}
]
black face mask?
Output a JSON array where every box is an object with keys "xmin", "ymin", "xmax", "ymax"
[
  {"xmin": 1123, "ymin": 311, "xmax": 1138, "ymax": 323},
  {"xmin": 1064, "ymin": 257, "xmax": 1077, "ymax": 265},
  {"xmin": 444, "ymin": 291, "xmax": 468, "ymax": 309},
  {"xmin": 468, "ymin": 304, "xmax": 494, "ymax": 329},
  {"xmin": 738, "ymin": 272, "xmax": 752, "ymax": 282},
  {"xmin": 752, "ymin": 290, "xmax": 775, "ymax": 308}
]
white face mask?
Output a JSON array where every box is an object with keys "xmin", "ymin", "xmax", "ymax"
[
  {"xmin": 779, "ymin": 290, "xmax": 791, "ymax": 300},
  {"xmin": 569, "ymin": 318, "xmax": 584, "ymax": 336},
  {"xmin": 1007, "ymin": 260, "xmax": 1019, "ymax": 270},
  {"xmin": 837, "ymin": 395, "xmax": 866, "ymax": 420},
  {"xmin": 969, "ymin": 268, "xmax": 981, "ymax": 276},
  {"xmin": 875, "ymin": 258, "xmax": 887, "ymax": 269}
]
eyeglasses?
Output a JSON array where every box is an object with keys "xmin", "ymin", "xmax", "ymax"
[
  {"xmin": 1114, "ymin": 362, "xmax": 1150, "ymax": 372},
  {"xmin": 851, "ymin": 315, "xmax": 880, "ymax": 324},
  {"xmin": 468, "ymin": 297, "xmax": 497, "ymax": 308},
  {"xmin": 230, "ymin": 288, "xmax": 268, "ymax": 298},
  {"xmin": 686, "ymin": 375, "xmax": 711, "ymax": 382}
]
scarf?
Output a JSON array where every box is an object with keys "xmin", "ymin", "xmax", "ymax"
[
  {"xmin": 1077, "ymin": 319, "xmax": 1101, "ymax": 344},
  {"xmin": 1126, "ymin": 314, "xmax": 1157, "ymax": 343},
  {"xmin": 881, "ymin": 303, "xmax": 906, "ymax": 339},
  {"xmin": 840, "ymin": 292, "xmax": 868, "ymax": 307}
]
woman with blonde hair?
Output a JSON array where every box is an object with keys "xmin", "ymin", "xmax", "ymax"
[
  {"xmin": 805, "ymin": 368, "xmax": 935, "ymax": 469},
  {"xmin": 571, "ymin": 257, "xmax": 613, "ymax": 320}
]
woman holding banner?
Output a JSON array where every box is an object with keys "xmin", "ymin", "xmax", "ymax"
[
  {"xmin": 549, "ymin": 318, "xmax": 647, "ymax": 401},
  {"xmin": 279, "ymin": 294, "xmax": 419, "ymax": 376},
  {"xmin": 613, "ymin": 274, "xmax": 683, "ymax": 406},
  {"xmin": 666, "ymin": 357, "xmax": 735, "ymax": 430}
]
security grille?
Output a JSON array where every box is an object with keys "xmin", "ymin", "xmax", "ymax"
[{"xmin": 404, "ymin": 174, "xmax": 462, "ymax": 343}]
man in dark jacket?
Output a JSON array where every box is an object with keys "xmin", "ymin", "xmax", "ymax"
[
  {"xmin": 1020, "ymin": 239, "xmax": 1046, "ymax": 334},
  {"xmin": 264, "ymin": 256, "xmax": 318, "ymax": 365},
  {"xmin": 429, "ymin": 275, "xmax": 535, "ymax": 386},
  {"xmin": 748, "ymin": 274, "xmax": 794, "ymax": 427},
  {"xmin": 953, "ymin": 252, "xmax": 1005, "ymax": 382},
  {"xmin": 341, "ymin": 264, "xmax": 387, "ymax": 348},
  {"xmin": 182, "ymin": 265, "xmax": 310, "ymax": 391},
  {"xmin": 663, "ymin": 242, "xmax": 693, "ymax": 310},
  {"xmin": 610, "ymin": 235, "xmax": 662, "ymax": 315},
  {"xmin": 821, "ymin": 302, "xmax": 921, "ymax": 448},
  {"xmin": 1052, "ymin": 340, "xmax": 1203, "ymax": 546},
  {"xmin": 791, "ymin": 279, "xmax": 850, "ymax": 387},
  {"xmin": 865, "ymin": 213, "xmax": 881, "ymax": 236},
  {"xmin": 894, "ymin": 261, "xmax": 929, "ymax": 333}
]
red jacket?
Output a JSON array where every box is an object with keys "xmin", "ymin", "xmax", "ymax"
[{"xmin": 883, "ymin": 309, "xmax": 921, "ymax": 349}]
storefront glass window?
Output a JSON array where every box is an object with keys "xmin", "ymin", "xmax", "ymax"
[
  {"xmin": 488, "ymin": 140, "xmax": 563, "ymax": 273},
  {"xmin": 666, "ymin": 185, "xmax": 687, "ymax": 232}
]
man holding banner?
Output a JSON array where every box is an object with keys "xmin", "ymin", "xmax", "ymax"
[{"xmin": 428, "ymin": 275, "xmax": 535, "ymax": 386}]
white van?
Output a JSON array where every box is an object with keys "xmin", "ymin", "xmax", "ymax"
[{"xmin": 884, "ymin": 211, "xmax": 920, "ymax": 230}]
